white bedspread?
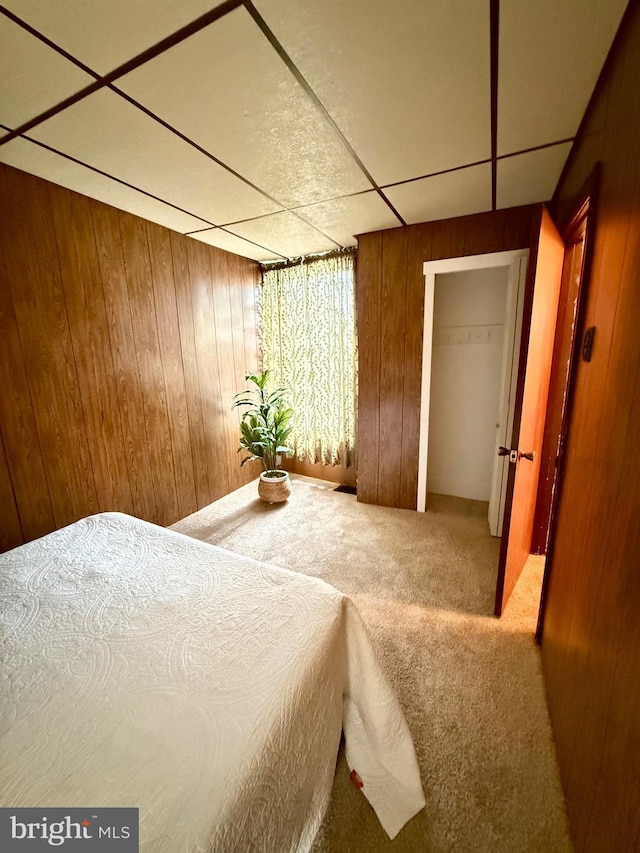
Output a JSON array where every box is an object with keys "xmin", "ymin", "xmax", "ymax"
[{"xmin": 0, "ymin": 512, "xmax": 425, "ymax": 851}]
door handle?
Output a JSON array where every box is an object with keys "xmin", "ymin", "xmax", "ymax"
[
  {"xmin": 498, "ymin": 447, "xmax": 535, "ymax": 462},
  {"xmin": 498, "ymin": 447, "xmax": 518, "ymax": 463}
]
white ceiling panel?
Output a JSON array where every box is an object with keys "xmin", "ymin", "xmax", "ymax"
[
  {"xmin": 118, "ymin": 7, "xmax": 370, "ymax": 209},
  {"xmin": 28, "ymin": 88, "xmax": 281, "ymax": 226},
  {"xmin": 0, "ymin": 2, "xmax": 626, "ymax": 258},
  {"xmin": 0, "ymin": 14, "xmax": 93, "ymax": 128},
  {"xmin": 293, "ymin": 192, "xmax": 401, "ymax": 247},
  {"xmin": 252, "ymin": 0, "xmax": 491, "ymax": 186},
  {"xmin": 497, "ymin": 142, "xmax": 573, "ymax": 209},
  {"xmin": 2, "ymin": 0, "xmax": 217, "ymax": 74},
  {"xmin": 229, "ymin": 211, "xmax": 338, "ymax": 259},
  {"xmin": 189, "ymin": 228, "xmax": 284, "ymax": 262},
  {"xmin": 385, "ymin": 164, "xmax": 492, "ymax": 225},
  {"xmin": 498, "ymin": 0, "xmax": 628, "ymax": 155},
  {"xmin": 0, "ymin": 137, "xmax": 211, "ymax": 233}
]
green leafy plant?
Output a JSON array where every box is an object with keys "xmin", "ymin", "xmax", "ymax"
[{"xmin": 232, "ymin": 370, "xmax": 294, "ymax": 476}]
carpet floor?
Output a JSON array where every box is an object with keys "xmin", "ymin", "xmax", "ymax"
[{"xmin": 171, "ymin": 474, "xmax": 572, "ymax": 853}]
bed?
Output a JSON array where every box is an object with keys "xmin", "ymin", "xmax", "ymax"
[{"xmin": 0, "ymin": 512, "xmax": 425, "ymax": 851}]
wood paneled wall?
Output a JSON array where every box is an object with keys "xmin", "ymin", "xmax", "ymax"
[
  {"xmin": 356, "ymin": 205, "xmax": 537, "ymax": 509},
  {"xmin": 539, "ymin": 4, "xmax": 640, "ymax": 851},
  {"xmin": 0, "ymin": 164, "xmax": 260, "ymax": 552}
]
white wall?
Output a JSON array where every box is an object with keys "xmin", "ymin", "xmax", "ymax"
[{"xmin": 427, "ymin": 266, "xmax": 508, "ymax": 501}]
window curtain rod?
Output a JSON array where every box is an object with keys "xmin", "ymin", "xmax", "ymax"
[{"xmin": 260, "ymin": 246, "xmax": 356, "ymax": 273}]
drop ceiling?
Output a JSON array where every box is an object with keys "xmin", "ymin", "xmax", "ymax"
[{"xmin": 0, "ymin": 0, "xmax": 628, "ymax": 262}]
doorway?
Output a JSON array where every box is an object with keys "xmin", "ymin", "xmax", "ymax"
[
  {"xmin": 417, "ymin": 205, "xmax": 594, "ymax": 618},
  {"xmin": 417, "ymin": 249, "xmax": 529, "ymax": 539},
  {"xmin": 428, "ymin": 267, "xmax": 509, "ymax": 502}
]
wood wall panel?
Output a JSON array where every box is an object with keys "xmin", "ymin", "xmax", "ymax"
[
  {"xmin": 0, "ymin": 163, "xmax": 260, "ymax": 550},
  {"xmin": 229, "ymin": 259, "xmax": 251, "ymax": 489},
  {"xmin": 93, "ymin": 202, "xmax": 157, "ymax": 522},
  {"xmin": 502, "ymin": 203, "xmax": 539, "ymax": 249},
  {"xmin": 145, "ymin": 221, "xmax": 197, "ymax": 521},
  {"xmin": 540, "ymin": 4, "xmax": 640, "ymax": 851},
  {"xmin": 428, "ymin": 216, "xmax": 467, "ymax": 260},
  {"xmin": 462, "ymin": 209, "xmax": 506, "ymax": 256},
  {"xmin": 356, "ymin": 205, "xmax": 537, "ymax": 508},
  {"xmin": 49, "ymin": 187, "xmax": 134, "ymax": 517},
  {"xmin": 6, "ymin": 170, "xmax": 98, "ymax": 529},
  {"xmin": 231, "ymin": 255, "xmax": 261, "ymax": 487},
  {"xmin": 120, "ymin": 211, "xmax": 180, "ymax": 526},
  {"xmin": 186, "ymin": 240, "xmax": 230, "ymax": 505},
  {"xmin": 211, "ymin": 249, "xmax": 241, "ymax": 492},
  {"xmin": 585, "ymin": 425, "xmax": 640, "ymax": 851},
  {"xmin": 170, "ymin": 231, "xmax": 209, "ymax": 511},
  {"xmin": 377, "ymin": 229, "xmax": 408, "ymax": 507},
  {"xmin": 0, "ymin": 244, "xmax": 54, "ymax": 540},
  {"xmin": 0, "ymin": 430, "xmax": 22, "ymax": 551},
  {"xmin": 186, "ymin": 239, "xmax": 217, "ymax": 507},
  {"xmin": 355, "ymin": 231, "xmax": 383, "ymax": 504}
]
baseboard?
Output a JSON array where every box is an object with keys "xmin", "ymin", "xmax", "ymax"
[{"xmin": 426, "ymin": 476, "xmax": 490, "ymax": 502}]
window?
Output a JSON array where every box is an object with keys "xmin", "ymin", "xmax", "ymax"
[{"xmin": 260, "ymin": 251, "xmax": 356, "ymax": 466}]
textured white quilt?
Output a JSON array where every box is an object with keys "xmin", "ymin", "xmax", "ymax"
[{"xmin": 0, "ymin": 512, "xmax": 425, "ymax": 851}]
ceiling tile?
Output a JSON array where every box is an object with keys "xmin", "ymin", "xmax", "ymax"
[
  {"xmin": 0, "ymin": 14, "xmax": 94, "ymax": 128},
  {"xmin": 498, "ymin": 0, "xmax": 628, "ymax": 155},
  {"xmin": 0, "ymin": 137, "xmax": 211, "ymax": 233},
  {"xmin": 118, "ymin": 7, "xmax": 371, "ymax": 209},
  {"xmin": 229, "ymin": 211, "xmax": 338, "ymax": 259},
  {"xmin": 189, "ymin": 228, "xmax": 284, "ymax": 262},
  {"xmin": 2, "ymin": 0, "xmax": 217, "ymax": 74},
  {"xmin": 497, "ymin": 142, "xmax": 573, "ymax": 209},
  {"xmin": 293, "ymin": 192, "xmax": 401, "ymax": 247},
  {"xmin": 28, "ymin": 88, "xmax": 281, "ymax": 225},
  {"xmin": 384, "ymin": 164, "xmax": 492, "ymax": 225},
  {"xmin": 252, "ymin": 0, "xmax": 491, "ymax": 185}
]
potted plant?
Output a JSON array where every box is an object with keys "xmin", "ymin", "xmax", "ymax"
[{"xmin": 232, "ymin": 369, "xmax": 294, "ymax": 503}]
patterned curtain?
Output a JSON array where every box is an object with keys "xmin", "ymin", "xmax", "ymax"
[{"xmin": 261, "ymin": 252, "xmax": 356, "ymax": 466}]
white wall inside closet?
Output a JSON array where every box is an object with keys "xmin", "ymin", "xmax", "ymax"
[{"xmin": 427, "ymin": 266, "xmax": 509, "ymax": 501}]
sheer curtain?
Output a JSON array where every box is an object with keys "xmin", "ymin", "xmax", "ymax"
[{"xmin": 260, "ymin": 251, "xmax": 356, "ymax": 466}]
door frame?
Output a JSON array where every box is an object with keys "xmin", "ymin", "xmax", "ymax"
[
  {"xmin": 488, "ymin": 254, "xmax": 529, "ymax": 536},
  {"xmin": 417, "ymin": 249, "xmax": 529, "ymax": 516},
  {"xmin": 536, "ymin": 172, "xmax": 599, "ymax": 641}
]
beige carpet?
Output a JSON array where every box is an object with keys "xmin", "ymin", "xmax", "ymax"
[{"xmin": 171, "ymin": 474, "xmax": 572, "ymax": 853}]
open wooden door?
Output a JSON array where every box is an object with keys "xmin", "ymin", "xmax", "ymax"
[{"xmin": 494, "ymin": 207, "xmax": 565, "ymax": 615}]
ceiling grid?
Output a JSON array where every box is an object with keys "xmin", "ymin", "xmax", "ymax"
[{"xmin": 0, "ymin": 0, "xmax": 629, "ymax": 261}]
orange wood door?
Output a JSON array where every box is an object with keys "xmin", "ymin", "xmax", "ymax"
[
  {"xmin": 531, "ymin": 213, "xmax": 587, "ymax": 555},
  {"xmin": 494, "ymin": 207, "xmax": 564, "ymax": 615}
]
